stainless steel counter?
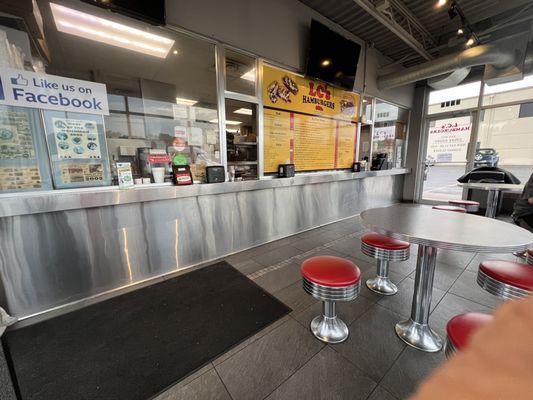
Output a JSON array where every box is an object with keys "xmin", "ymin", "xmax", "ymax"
[
  {"xmin": 0, "ymin": 169, "xmax": 408, "ymax": 319},
  {"xmin": 0, "ymin": 169, "xmax": 408, "ymax": 218}
]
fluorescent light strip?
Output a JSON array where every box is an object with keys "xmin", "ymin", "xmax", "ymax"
[
  {"xmin": 50, "ymin": 3, "xmax": 174, "ymax": 58},
  {"xmin": 234, "ymin": 108, "xmax": 253, "ymax": 115},
  {"xmin": 240, "ymin": 69, "xmax": 255, "ymax": 82},
  {"xmin": 209, "ymin": 119, "xmax": 242, "ymax": 125},
  {"xmin": 175, "ymin": 97, "xmax": 197, "ymax": 106}
]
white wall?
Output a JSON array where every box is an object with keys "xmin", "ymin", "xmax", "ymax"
[{"xmin": 165, "ymin": 0, "xmax": 414, "ymax": 108}]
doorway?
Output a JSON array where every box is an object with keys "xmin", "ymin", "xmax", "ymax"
[{"xmin": 420, "ymin": 113, "xmax": 475, "ymax": 202}]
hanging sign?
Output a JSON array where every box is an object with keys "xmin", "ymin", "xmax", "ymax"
[
  {"xmin": 0, "ymin": 68, "xmax": 109, "ymax": 115},
  {"xmin": 262, "ymin": 65, "xmax": 359, "ymax": 122}
]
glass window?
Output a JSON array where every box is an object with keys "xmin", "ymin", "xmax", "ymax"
[
  {"xmin": 519, "ymin": 102, "xmax": 533, "ymax": 118},
  {"xmin": 361, "ymin": 96, "xmax": 373, "ymax": 124},
  {"xmin": 0, "ymin": 1, "xmax": 220, "ymax": 186},
  {"xmin": 478, "ymin": 105, "xmax": 533, "ymax": 183},
  {"xmin": 225, "ymin": 99, "xmax": 258, "ymax": 180},
  {"xmin": 373, "ymin": 101, "xmax": 409, "ymax": 168},
  {"xmin": 428, "ymin": 81, "xmax": 481, "ymax": 115},
  {"xmin": 225, "ymin": 49, "xmax": 256, "ymax": 96},
  {"xmin": 482, "ymin": 74, "xmax": 533, "ymax": 107}
]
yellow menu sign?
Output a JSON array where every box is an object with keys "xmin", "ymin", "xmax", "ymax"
[
  {"xmin": 263, "ymin": 65, "xmax": 359, "ymax": 122},
  {"xmin": 264, "ymin": 109, "xmax": 357, "ymax": 173}
]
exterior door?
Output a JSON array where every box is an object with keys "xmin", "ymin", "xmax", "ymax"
[{"xmin": 420, "ymin": 112, "xmax": 476, "ymax": 202}]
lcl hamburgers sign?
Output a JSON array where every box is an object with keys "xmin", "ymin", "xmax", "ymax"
[{"xmin": 427, "ymin": 117, "xmax": 472, "ymax": 163}]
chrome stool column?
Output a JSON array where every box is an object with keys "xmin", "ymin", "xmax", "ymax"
[
  {"xmin": 361, "ymin": 232, "xmax": 410, "ymax": 295},
  {"xmin": 527, "ymin": 249, "xmax": 533, "ymax": 265},
  {"xmin": 301, "ymin": 256, "xmax": 361, "ymax": 344}
]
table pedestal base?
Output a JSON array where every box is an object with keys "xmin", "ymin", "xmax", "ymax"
[
  {"xmin": 395, "ymin": 319, "xmax": 443, "ymax": 352},
  {"xmin": 396, "ymin": 244, "xmax": 443, "ymax": 352}
]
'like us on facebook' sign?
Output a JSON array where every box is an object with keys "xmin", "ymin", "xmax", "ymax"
[{"xmin": 0, "ymin": 68, "xmax": 109, "ymax": 115}]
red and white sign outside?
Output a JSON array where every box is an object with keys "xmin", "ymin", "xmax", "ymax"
[{"xmin": 427, "ymin": 116, "xmax": 471, "ymax": 163}]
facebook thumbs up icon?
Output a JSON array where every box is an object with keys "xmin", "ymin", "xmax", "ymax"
[{"xmin": 10, "ymin": 74, "xmax": 28, "ymax": 86}]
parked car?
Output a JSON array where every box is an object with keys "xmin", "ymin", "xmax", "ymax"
[{"xmin": 474, "ymin": 148, "xmax": 499, "ymax": 167}]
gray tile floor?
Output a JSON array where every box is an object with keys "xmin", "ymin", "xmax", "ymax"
[{"xmin": 156, "ymin": 214, "xmax": 519, "ymax": 400}]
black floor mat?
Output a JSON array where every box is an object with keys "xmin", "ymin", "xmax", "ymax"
[{"xmin": 3, "ymin": 261, "xmax": 291, "ymax": 400}]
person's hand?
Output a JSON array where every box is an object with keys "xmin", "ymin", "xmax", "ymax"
[{"xmin": 411, "ymin": 296, "xmax": 533, "ymax": 400}]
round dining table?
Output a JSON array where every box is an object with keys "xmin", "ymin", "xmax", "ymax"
[
  {"xmin": 360, "ymin": 204, "xmax": 533, "ymax": 352},
  {"xmin": 458, "ymin": 182, "xmax": 524, "ymax": 218}
]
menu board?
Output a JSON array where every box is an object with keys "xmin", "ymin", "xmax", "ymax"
[
  {"xmin": 264, "ymin": 108, "xmax": 357, "ymax": 173},
  {"xmin": 43, "ymin": 110, "xmax": 111, "ymax": 188},
  {"xmin": 263, "ymin": 65, "xmax": 359, "ymax": 173},
  {"xmin": 263, "ymin": 65, "xmax": 359, "ymax": 122},
  {"xmin": 0, "ymin": 106, "xmax": 52, "ymax": 192}
]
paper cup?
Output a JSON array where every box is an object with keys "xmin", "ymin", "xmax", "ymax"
[{"xmin": 152, "ymin": 167, "xmax": 165, "ymax": 183}]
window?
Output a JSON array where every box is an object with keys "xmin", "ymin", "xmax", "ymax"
[
  {"xmin": 0, "ymin": 0, "xmax": 220, "ymax": 188},
  {"xmin": 428, "ymin": 81, "xmax": 481, "ymax": 115},
  {"xmin": 482, "ymin": 74, "xmax": 533, "ymax": 106},
  {"xmin": 225, "ymin": 49, "xmax": 256, "ymax": 96},
  {"xmin": 373, "ymin": 101, "xmax": 409, "ymax": 168},
  {"xmin": 518, "ymin": 102, "xmax": 533, "ymax": 118},
  {"xmin": 225, "ymin": 99, "xmax": 258, "ymax": 180},
  {"xmin": 478, "ymin": 105, "xmax": 533, "ymax": 182}
]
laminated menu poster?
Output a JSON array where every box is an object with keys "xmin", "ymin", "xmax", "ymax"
[
  {"xmin": 0, "ymin": 166, "xmax": 42, "ymax": 190},
  {"xmin": 0, "ymin": 110, "xmax": 36, "ymax": 160},
  {"xmin": 60, "ymin": 163, "xmax": 104, "ymax": 184},
  {"xmin": 52, "ymin": 117, "xmax": 102, "ymax": 159},
  {"xmin": 42, "ymin": 110, "xmax": 111, "ymax": 188},
  {"xmin": 0, "ymin": 106, "xmax": 53, "ymax": 192},
  {"xmin": 263, "ymin": 108, "xmax": 357, "ymax": 173}
]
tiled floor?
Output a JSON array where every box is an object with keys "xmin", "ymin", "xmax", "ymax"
[{"xmin": 154, "ymin": 214, "xmax": 522, "ymax": 400}]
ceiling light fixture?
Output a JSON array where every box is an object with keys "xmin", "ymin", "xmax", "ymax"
[
  {"xmin": 234, "ymin": 108, "xmax": 253, "ymax": 115},
  {"xmin": 321, "ymin": 59, "xmax": 331, "ymax": 67},
  {"xmin": 175, "ymin": 97, "xmax": 197, "ymax": 106},
  {"xmin": 466, "ymin": 37, "xmax": 475, "ymax": 47},
  {"xmin": 457, "ymin": 28, "xmax": 464, "ymax": 35},
  {"xmin": 240, "ymin": 69, "xmax": 256, "ymax": 82},
  {"xmin": 209, "ymin": 119, "xmax": 242, "ymax": 125},
  {"xmin": 50, "ymin": 3, "xmax": 174, "ymax": 58},
  {"xmin": 436, "ymin": 0, "xmax": 447, "ymax": 8}
]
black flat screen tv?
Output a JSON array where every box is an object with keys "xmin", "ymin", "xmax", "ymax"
[
  {"xmin": 81, "ymin": 0, "xmax": 166, "ymax": 26},
  {"xmin": 306, "ymin": 20, "xmax": 361, "ymax": 90}
]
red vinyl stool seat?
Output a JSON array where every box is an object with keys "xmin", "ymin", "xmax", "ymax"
[
  {"xmin": 361, "ymin": 232, "xmax": 410, "ymax": 296},
  {"xmin": 301, "ymin": 256, "xmax": 361, "ymax": 344},
  {"xmin": 448, "ymin": 199, "xmax": 480, "ymax": 213},
  {"xmin": 445, "ymin": 313, "xmax": 493, "ymax": 358},
  {"xmin": 432, "ymin": 205, "xmax": 467, "ymax": 213},
  {"xmin": 477, "ymin": 260, "xmax": 533, "ymax": 300},
  {"xmin": 527, "ymin": 248, "xmax": 533, "ymax": 266}
]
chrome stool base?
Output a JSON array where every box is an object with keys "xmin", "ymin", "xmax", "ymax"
[
  {"xmin": 366, "ymin": 276, "xmax": 398, "ymax": 295},
  {"xmin": 310, "ymin": 314, "xmax": 349, "ymax": 344},
  {"xmin": 395, "ymin": 319, "xmax": 443, "ymax": 352}
]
